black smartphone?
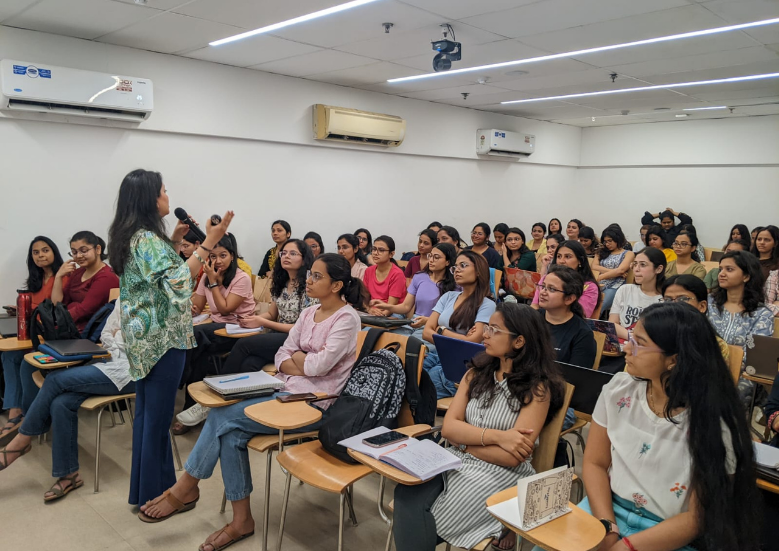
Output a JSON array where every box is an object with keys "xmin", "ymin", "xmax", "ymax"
[
  {"xmin": 362, "ymin": 431, "xmax": 409, "ymax": 448},
  {"xmin": 276, "ymin": 393, "xmax": 317, "ymax": 403}
]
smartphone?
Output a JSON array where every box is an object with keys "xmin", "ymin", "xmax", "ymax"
[
  {"xmin": 3, "ymin": 306, "xmax": 16, "ymax": 316},
  {"xmin": 362, "ymin": 431, "xmax": 409, "ymax": 448},
  {"xmin": 276, "ymin": 393, "xmax": 317, "ymax": 403},
  {"xmin": 33, "ymin": 354, "xmax": 58, "ymax": 365}
]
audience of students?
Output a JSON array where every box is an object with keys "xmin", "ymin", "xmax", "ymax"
[
  {"xmin": 303, "ymin": 231, "xmax": 324, "ymax": 257},
  {"xmin": 354, "ymin": 228, "xmax": 374, "ymax": 265},
  {"xmin": 577, "ymin": 226, "xmax": 599, "ymax": 257},
  {"xmin": 437, "ymin": 226, "xmax": 463, "ymax": 253},
  {"xmin": 404, "ymin": 229, "xmax": 437, "ymax": 282},
  {"xmin": 633, "ymin": 224, "xmax": 650, "ymax": 253},
  {"xmin": 609, "ymin": 248, "xmax": 666, "ymax": 340},
  {"xmin": 532, "ymin": 240, "xmax": 601, "ymax": 318},
  {"xmin": 592, "ymin": 225, "xmax": 635, "ymax": 313},
  {"xmin": 364, "ymin": 235, "xmax": 406, "ymax": 315},
  {"xmin": 641, "ymin": 207, "xmax": 693, "ymax": 247},
  {"xmin": 259, "ymin": 220, "xmax": 291, "ymax": 278},
  {"xmin": 753, "ymin": 225, "xmax": 779, "ymax": 280},
  {"xmin": 529, "ymin": 222, "xmax": 547, "ymax": 257},
  {"xmin": 467, "ymin": 223, "xmax": 501, "ymax": 269},
  {"xmin": 566, "ymin": 219, "xmax": 583, "ymax": 240},
  {"xmin": 336, "ymin": 233, "xmax": 368, "ymax": 281},
  {"xmin": 537, "ymin": 233, "xmax": 565, "ymax": 275},
  {"xmin": 645, "ymin": 224, "xmax": 677, "ymax": 262},
  {"xmin": 666, "ymin": 230, "xmax": 706, "ymax": 279},
  {"xmin": 498, "ymin": 227, "xmax": 536, "ymax": 272},
  {"xmin": 492, "ymin": 223, "xmax": 509, "ymax": 257}
]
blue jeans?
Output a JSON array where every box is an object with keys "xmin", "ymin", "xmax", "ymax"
[
  {"xmin": 2, "ymin": 350, "xmax": 26, "ymax": 410},
  {"xmin": 184, "ymin": 393, "xmax": 323, "ymax": 502},
  {"xmin": 18, "ymin": 365, "xmax": 135, "ymax": 477},
  {"xmin": 601, "ymin": 287, "xmax": 618, "ymax": 314},
  {"xmin": 423, "ymin": 349, "xmax": 457, "ymax": 399}
]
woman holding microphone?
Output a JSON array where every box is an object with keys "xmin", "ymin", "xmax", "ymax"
[{"xmin": 108, "ymin": 169, "xmax": 233, "ymax": 508}]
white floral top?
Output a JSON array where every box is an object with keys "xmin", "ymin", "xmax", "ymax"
[
  {"xmin": 765, "ymin": 270, "xmax": 779, "ymax": 317},
  {"xmin": 706, "ymin": 296, "xmax": 775, "ymax": 368}
]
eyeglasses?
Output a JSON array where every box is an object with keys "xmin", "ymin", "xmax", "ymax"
[
  {"xmin": 357, "ymin": 236, "xmax": 368, "ymax": 243},
  {"xmin": 627, "ymin": 331, "xmax": 664, "ymax": 357},
  {"xmin": 672, "ymin": 241, "xmax": 691, "ymax": 248},
  {"xmin": 535, "ymin": 283, "xmax": 563, "ymax": 294},
  {"xmin": 279, "ymin": 250, "xmax": 301, "ymax": 258},
  {"xmin": 660, "ymin": 296, "xmax": 693, "ymax": 303},
  {"xmin": 426, "ymin": 253, "xmax": 444, "ymax": 261},
  {"xmin": 371, "ymin": 247, "xmax": 389, "ymax": 254},
  {"xmin": 69, "ymin": 247, "xmax": 94, "ymax": 258},
  {"xmin": 449, "ymin": 262, "xmax": 472, "ymax": 274},
  {"xmin": 306, "ymin": 270, "xmax": 327, "ymax": 283},
  {"xmin": 483, "ymin": 325, "xmax": 518, "ymax": 338},
  {"xmin": 471, "ymin": 231, "xmax": 485, "ymax": 237}
]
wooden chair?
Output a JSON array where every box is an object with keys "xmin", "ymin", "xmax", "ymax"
[
  {"xmin": 592, "ymin": 331, "xmax": 606, "ymax": 370},
  {"xmin": 701, "ymin": 260, "xmax": 719, "ymax": 273},
  {"xmin": 727, "ymin": 345, "xmax": 744, "ymax": 385},
  {"xmin": 109, "ymin": 288, "xmax": 120, "ymax": 301},
  {"xmin": 273, "ymin": 332, "xmax": 426, "ymax": 551},
  {"xmin": 774, "ymin": 318, "xmax": 779, "ymax": 337},
  {"xmin": 624, "ymin": 269, "xmax": 635, "ymax": 285},
  {"xmin": 704, "ymin": 247, "xmax": 717, "ymax": 261},
  {"xmin": 397, "ymin": 260, "xmax": 409, "ymax": 269}
]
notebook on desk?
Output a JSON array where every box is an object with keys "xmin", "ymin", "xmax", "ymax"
[{"xmin": 203, "ymin": 371, "xmax": 284, "ymax": 396}]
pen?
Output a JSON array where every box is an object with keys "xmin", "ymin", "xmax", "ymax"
[{"xmin": 218, "ymin": 375, "xmax": 250, "ymax": 384}]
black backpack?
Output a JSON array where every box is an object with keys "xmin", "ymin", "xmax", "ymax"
[
  {"xmin": 402, "ymin": 336, "xmax": 437, "ymax": 428},
  {"xmin": 29, "ymin": 299, "xmax": 80, "ymax": 349},
  {"xmin": 319, "ymin": 329, "xmax": 407, "ymax": 464},
  {"xmin": 81, "ymin": 300, "xmax": 116, "ymax": 343}
]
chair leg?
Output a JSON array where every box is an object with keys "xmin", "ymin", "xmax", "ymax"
[
  {"xmin": 125, "ymin": 399, "xmax": 134, "ymax": 428},
  {"xmin": 377, "ymin": 476, "xmax": 390, "ymax": 525},
  {"xmin": 220, "ymin": 490, "xmax": 227, "ymax": 514},
  {"xmin": 573, "ymin": 429, "xmax": 586, "ymax": 451},
  {"xmin": 263, "ymin": 451, "xmax": 273, "ymax": 551},
  {"xmin": 94, "ymin": 406, "xmax": 105, "ymax": 493},
  {"xmin": 108, "ymin": 403, "xmax": 116, "ymax": 427},
  {"xmin": 345, "ymin": 485, "xmax": 358, "ymax": 526},
  {"xmin": 170, "ymin": 429, "xmax": 182, "ymax": 471},
  {"xmin": 276, "ymin": 471, "xmax": 293, "ymax": 551},
  {"xmin": 445, "ymin": 543, "xmax": 451, "ymax": 551},
  {"xmin": 338, "ymin": 492, "xmax": 346, "ymax": 551},
  {"xmin": 115, "ymin": 402, "xmax": 126, "ymax": 425},
  {"xmin": 384, "ymin": 516, "xmax": 394, "ymax": 551}
]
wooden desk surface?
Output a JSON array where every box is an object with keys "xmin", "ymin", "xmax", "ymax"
[
  {"xmin": 24, "ymin": 351, "xmax": 110, "ymax": 370},
  {"xmin": 244, "ymin": 394, "xmax": 325, "ymax": 430},
  {"xmin": 742, "ymin": 373, "xmax": 774, "ymax": 386},
  {"xmin": 214, "ymin": 328, "xmax": 262, "ymax": 339},
  {"xmin": 0, "ymin": 337, "xmax": 33, "ymax": 352},
  {"xmin": 187, "ymin": 381, "xmax": 241, "ymax": 408},
  {"xmin": 758, "ymin": 477, "xmax": 779, "ymax": 495},
  {"xmin": 346, "ymin": 425, "xmax": 434, "ymax": 485},
  {"xmin": 486, "ymin": 487, "xmax": 604, "ymax": 551}
]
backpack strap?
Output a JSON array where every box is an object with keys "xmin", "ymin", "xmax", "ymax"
[
  {"xmin": 403, "ymin": 336, "xmax": 424, "ymax": 415},
  {"xmin": 357, "ymin": 328, "xmax": 387, "ymax": 363},
  {"xmin": 54, "ymin": 302, "xmax": 79, "ymax": 340},
  {"xmin": 30, "ymin": 299, "xmax": 56, "ymax": 349}
]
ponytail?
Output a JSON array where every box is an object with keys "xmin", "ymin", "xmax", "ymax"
[
  {"xmin": 343, "ymin": 276, "xmax": 369, "ymax": 309},
  {"xmin": 317, "ymin": 253, "xmax": 369, "ymax": 310}
]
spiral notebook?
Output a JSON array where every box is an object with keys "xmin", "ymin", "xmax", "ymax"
[{"xmin": 203, "ymin": 371, "xmax": 284, "ymax": 396}]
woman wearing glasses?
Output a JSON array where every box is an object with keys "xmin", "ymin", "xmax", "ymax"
[
  {"xmin": 531, "ymin": 240, "xmax": 601, "ymax": 318},
  {"xmin": 467, "ymin": 223, "xmax": 501, "ymax": 269},
  {"xmin": 422, "ymin": 251, "xmax": 496, "ymax": 398},
  {"xmin": 592, "ymin": 225, "xmax": 635, "ymax": 313},
  {"xmin": 364, "ymin": 235, "xmax": 406, "ymax": 316},
  {"xmin": 335, "ymin": 233, "xmax": 368, "ymax": 281},
  {"xmin": 609, "ymin": 248, "xmax": 666, "ymax": 340},
  {"xmin": 666, "ymin": 230, "xmax": 706, "ymax": 280},
  {"xmin": 498, "ymin": 227, "xmax": 536, "ymax": 272},
  {"xmin": 139, "ymin": 254, "xmax": 365, "ymax": 551}
]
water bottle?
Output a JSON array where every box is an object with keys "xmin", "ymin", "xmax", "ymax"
[{"xmin": 16, "ymin": 290, "xmax": 32, "ymax": 341}]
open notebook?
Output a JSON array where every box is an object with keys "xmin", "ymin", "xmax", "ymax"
[{"xmin": 203, "ymin": 371, "xmax": 284, "ymax": 396}]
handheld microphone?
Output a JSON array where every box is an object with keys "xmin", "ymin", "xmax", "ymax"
[{"xmin": 174, "ymin": 207, "xmax": 206, "ymax": 242}]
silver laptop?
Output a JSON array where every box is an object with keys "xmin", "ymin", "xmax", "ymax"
[{"xmin": 745, "ymin": 335, "xmax": 779, "ymax": 380}]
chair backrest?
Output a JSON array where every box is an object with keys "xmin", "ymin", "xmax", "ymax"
[
  {"xmin": 701, "ymin": 261, "xmax": 719, "ymax": 273},
  {"xmin": 726, "ymin": 345, "xmax": 743, "ymax": 385},
  {"xmin": 775, "ymin": 318, "xmax": 779, "ymax": 338},
  {"xmin": 624, "ymin": 269, "xmax": 635, "ymax": 284},
  {"xmin": 704, "ymin": 247, "xmax": 717, "ymax": 261},
  {"xmin": 251, "ymin": 273, "xmax": 257, "ymax": 289},
  {"xmin": 494, "ymin": 269, "xmax": 503, "ymax": 296},
  {"xmin": 531, "ymin": 382, "xmax": 574, "ymax": 473},
  {"xmin": 109, "ymin": 288, "xmax": 120, "ymax": 301},
  {"xmin": 397, "ymin": 260, "xmax": 409, "ymax": 269},
  {"xmin": 592, "ymin": 332, "xmax": 606, "ymax": 370}
]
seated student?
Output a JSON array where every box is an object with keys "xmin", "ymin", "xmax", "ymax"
[
  {"xmin": 404, "ymin": 229, "xmax": 438, "ymax": 283},
  {"xmin": 427, "ymin": 221, "xmax": 442, "ymax": 233},
  {"xmin": 1, "ymin": 236, "xmax": 66, "ymax": 445},
  {"xmin": 175, "ymin": 239, "xmax": 315, "ymax": 433},
  {"xmin": 753, "ymin": 225, "xmax": 779, "ymax": 281},
  {"xmin": 661, "ymin": 274, "xmax": 730, "ymax": 361},
  {"xmin": 422, "ymin": 251, "xmax": 496, "ymax": 398},
  {"xmin": 727, "ymin": 223, "xmax": 751, "ymax": 251},
  {"xmin": 393, "ymin": 303, "xmax": 566, "ymax": 551},
  {"xmin": 258, "ymin": 220, "xmax": 290, "ymax": 278},
  {"xmin": 529, "ymin": 222, "xmax": 547, "ymax": 257},
  {"xmin": 437, "ymin": 226, "xmax": 463, "ymax": 254},
  {"xmin": 138, "ymin": 254, "xmax": 365, "ymax": 551},
  {"xmin": 566, "ymin": 219, "xmax": 583, "ymax": 241},
  {"xmin": 678, "ymin": 224, "xmax": 705, "ymax": 266},
  {"xmin": 537, "ymin": 233, "xmax": 564, "ymax": 275},
  {"xmin": 592, "ymin": 225, "xmax": 635, "ymax": 313},
  {"xmin": 633, "ymin": 224, "xmax": 650, "ymax": 253},
  {"xmin": 467, "ymin": 223, "xmax": 502, "ymax": 269},
  {"xmin": 537, "ymin": 265, "xmax": 597, "ymax": 368},
  {"xmin": 371, "ymin": 243, "xmax": 457, "ymax": 340},
  {"xmin": 640, "ymin": 207, "xmax": 693, "ymax": 248},
  {"xmin": 336, "ymin": 233, "xmax": 368, "ymax": 281},
  {"xmin": 531, "ymin": 240, "xmax": 601, "ymax": 318},
  {"xmin": 179, "ymin": 230, "xmax": 204, "ymax": 288},
  {"xmin": 548, "ymin": 218, "xmax": 562, "ymax": 236},
  {"xmin": 492, "ymin": 223, "xmax": 509, "ymax": 257},
  {"xmin": 703, "ymin": 239, "xmax": 748, "ymax": 291},
  {"xmin": 752, "ymin": 226, "xmax": 763, "ymax": 246},
  {"xmin": 364, "ymin": 235, "xmax": 406, "ymax": 316},
  {"xmin": 666, "ymin": 230, "xmax": 707, "ymax": 279},
  {"xmin": 0, "ymin": 300, "xmax": 135, "ymax": 501},
  {"xmin": 354, "ymin": 227, "xmax": 374, "ymax": 266},
  {"xmin": 52, "ymin": 231, "xmax": 119, "ymax": 332},
  {"xmin": 580, "ymin": 302, "xmax": 760, "ymax": 551},
  {"xmin": 498, "ymin": 227, "xmax": 536, "ymax": 272},
  {"xmin": 645, "ymin": 224, "xmax": 677, "ymax": 263},
  {"xmin": 577, "ymin": 226, "xmax": 599, "ymax": 257},
  {"xmin": 303, "ymin": 231, "xmax": 324, "ymax": 257},
  {"xmin": 609, "ymin": 248, "xmax": 666, "ymax": 340}
]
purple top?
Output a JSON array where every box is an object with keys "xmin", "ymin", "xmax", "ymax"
[{"xmin": 408, "ymin": 272, "xmax": 442, "ymax": 317}]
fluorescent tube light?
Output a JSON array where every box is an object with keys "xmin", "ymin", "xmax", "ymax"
[
  {"xmin": 387, "ymin": 17, "xmax": 779, "ymax": 83},
  {"xmin": 500, "ymin": 73, "xmax": 779, "ymax": 104},
  {"xmin": 210, "ymin": 0, "xmax": 381, "ymax": 46},
  {"xmin": 682, "ymin": 106, "xmax": 728, "ymax": 111}
]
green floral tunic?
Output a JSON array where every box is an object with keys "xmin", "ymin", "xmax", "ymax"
[{"xmin": 120, "ymin": 230, "xmax": 196, "ymax": 380}]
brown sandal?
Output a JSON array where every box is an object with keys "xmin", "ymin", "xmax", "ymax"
[
  {"xmin": 0, "ymin": 443, "xmax": 32, "ymax": 471},
  {"xmin": 0, "ymin": 415, "xmax": 24, "ymax": 447},
  {"xmin": 198, "ymin": 524, "xmax": 255, "ymax": 551},
  {"xmin": 44, "ymin": 473, "xmax": 84, "ymax": 502},
  {"xmin": 137, "ymin": 489, "xmax": 199, "ymax": 523}
]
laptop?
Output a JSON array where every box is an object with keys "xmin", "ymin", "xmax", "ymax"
[
  {"xmin": 710, "ymin": 250, "xmax": 725, "ymax": 263},
  {"xmin": 556, "ymin": 361, "xmax": 614, "ymax": 415},
  {"xmin": 433, "ymin": 334, "xmax": 485, "ymax": 384},
  {"xmin": 586, "ymin": 319, "xmax": 621, "ymax": 355},
  {"xmin": 0, "ymin": 317, "xmax": 17, "ymax": 338},
  {"xmin": 745, "ymin": 335, "xmax": 779, "ymax": 380},
  {"xmin": 44, "ymin": 339, "xmax": 107, "ymax": 357},
  {"xmin": 358, "ymin": 313, "xmax": 411, "ymax": 329}
]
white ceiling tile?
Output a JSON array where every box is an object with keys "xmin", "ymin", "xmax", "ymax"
[
  {"xmin": 250, "ymin": 50, "xmax": 377, "ymax": 76},
  {"xmin": 701, "ymin": 0, "xmax": 779, "ymax": 24},
  {"xmin": 735, "ymin": 103, "xmax": 779, "ymax": 114},
  {"xmin": 479, "ymin": 59, "xmax": 604, "ymax": 84},
  {"xmin": 399, "ymin": 83, "xmax": 513, "ymax": 101},
  {"xmin": 689, "ymin": 86, "xmax": 779, "ymax": 100},
  {"xmin": 639, "ymin": 59, "xmax": 779, "ymax": 84},
  {"xmin": 742, "ymin": 25, "xmax": 779, "ymax": 46},
  {"xmin": 334, "ymin": 22, "xmax": 505, "ymax": 61},
  {"xmin": 184, "ymin": 36, "xmax": 321, "ymax": 67},
  {"xmin": 494, "ymin": 68, "xmax": 623, "ymax": 91},
  {"xmin": 357, "ymin": 73, "xmax": 484, "ymax": 94},
  {"xmin": 460, "ymin": 0, "xmax": 691, "ymax": 39},
  {"xmin": 268, "ymin": 1, "xmax": 443, "ymax": 48},
  {"xmin": 769, "ymin": 43, "xmax": 779, "ymax": 53},
  {"xmin": 173, "ymin": 0, "xmax": 343, "ymax": 29},
  {"xmin": 569, "ymin": 89, "xmax": 692, "ymax": 108},
  {"xmin": 607, "ymin": 46, "xmax": 779, "ymax": 78},
  {"xmin": 725, "ymin": 95, "xmax": 779, "ymax": 106},
  {"xmin": 0, "ymin": 0, "xmax": 39, "ymax": 23},
  {"xmin": 4, "ymin": 0, "xmax": 161, "ymax": 40},
  {"xmin": 308, "ymin": 60, "xmax": 427, "ymax": 85},
  {"xmin": 97, "ymin": 12, "xmax": 243, "ymax": 54},
  {"xmin": 397, "ymin": 0, "xmax": 542, "ymax": 21}
]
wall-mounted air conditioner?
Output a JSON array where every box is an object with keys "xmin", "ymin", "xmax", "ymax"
[
  {"xmin": 476, "ymin": 129, "xmax": 535, "ymax": 158},
  {"xmin": 0, "ymin": 59, "xmax": 153, "ymax": 122},
  {"xmin": 313, "ymin": 104, "xmax": 406, "ymax": 147}
]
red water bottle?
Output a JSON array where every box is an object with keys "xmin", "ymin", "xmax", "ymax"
[{"xmin": 16, "ymin": 290, "xmax": 32, "ymax": 341}]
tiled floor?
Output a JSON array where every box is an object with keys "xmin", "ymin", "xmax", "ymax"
[{"xmin": 0, "ymin": 400, "xmax": 586, "ymax": 551}]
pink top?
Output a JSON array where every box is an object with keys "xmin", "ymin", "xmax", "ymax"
[
  {"xmin": 364, "ymin": 264, "xmax": 407, "ymax": 302},
  {"xmin": 195, "ymin": 269, "xmax": 255, "ymax": 323},
  {"xmin": 531, "ymin": 273, "xmax": 600, "ymax": 318},
  {"xmin": 274, "ymin": 304, "xmax": 361, "ymax": 409}
]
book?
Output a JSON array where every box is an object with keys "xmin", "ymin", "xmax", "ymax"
[
  {"xmin": 754, "ymin": 442, "xmax": 779, "ymax": 469},
  {"xmin": 339, "ymin": 427, "xmax": 462, "ymax": 481},
  {"xmin": 203, "ymin": 371, "xmax": 284, "ymax": 396},
  {"xmin": 192, "ymin": 313, "xmax": 210, "ymax": 324},
  {"xmin": 225, "ymin": 324, "xmax": 264, "ymax": 335},
  {"xmin": 487, "ymin": 466, "xmax": 573, "ymax": 531}
]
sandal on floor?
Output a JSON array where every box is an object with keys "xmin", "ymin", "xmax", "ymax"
[
  {"xmin": 0, "ymin": 443, "xmax": 32, "ymax": 471},
  {"xmin": 198, "ymin": 524, "xmax": 255, "ymax": 551},
  {"xmin": 137, "ymin": 489, "xmax": 199, "ymax": 523},
  {"xmin": 171, "ymin": 422, "xmax": 191, "ymax": 436},
  {"xmin": 0, "ymin": 415, "xmax": 24, "ymax": 447},
  {"xmin": 44, "ymin": 473, "xmax": 84, "ymax": 502}
]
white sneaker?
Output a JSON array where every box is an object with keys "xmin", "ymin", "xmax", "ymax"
[{"xmin": 177, "ymin": 403, "xmax": 210, "ymax": 426}]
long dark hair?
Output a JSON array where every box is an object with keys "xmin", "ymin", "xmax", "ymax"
[
  {"xmin": 25, "ymin": 236, "xmax": 64, "ymax": 293},
  {"xmin": 493, "ymin": 223, "xmax": 509, "ymax": 238},
  {"xmin": 639, "ymin": 303, "xmax": 760, "ymax": 551},
  {"xmin": 317, "ymin": 253, "xmax": 369, "ymax": 308},
  {"xmin": 427, "ymin": 243, "xmax": 458, "ymax": 294},
  {"xmin": 337, "ymin": 233, "xmax": 368, "ymax": 265},
  {"xmin": 448, "ymin": 251, "xmax": 491, "ymax": 332},
  {"xmin": 272, "ymin": 219, "xmax": 292, "ymax": 235},
  {"xmin": 505, "ymin": 227, "xmax": 530, "ymax": 263},
  {"xmin": 439, "ymin": 226, "xmax": 462, "ymax": 248},
  {"xmin": 677, "ymin": 229, "xmax": 701, "ymax": 262},
  {"xmin": 532, "ymin": 222, "xmax": 547, "ymax": 235},
  {"xmin": 271, "ymin": 239, "xmax": 313, "ymax": 299},
  {"xmin": 712, "ymin": 250, "xmax": 765, "ymax": 315},
  {"xmin": 597, "ymin": 225, "xmax": 627, "ymax": 261},
  {"xmin": 303, "ymin": 231, "xmax": 325, "ymax": 255},
  {"xmin": 418, "ymin": 228, "xmax": 438, "ymax": 251},
  {"xmin": 546, "ymin": 265, "xmax": 585, "ymax": 318},
  {"xmin": 70, "ymin": 231, "xmax": 108, "ymax": 262},
  {"xmin": 752, "ymin": 225, "xmax": 779, "ymax": 265},
  {"xmin": 108, "ymin": 169, "xmax": 169, "ymax": 276},
  {"xmin": 468, "ymin": 303, "xmax": 565, "ymax": 424},
  {"xmin": 554, "ymin": 240, "xmax": 601, "ymax": 307},
  {"xmin": 548, "ymin": 218, "xmax": 562, "ymax": 236},
  {"xmin": 211, "ymin": 233, "xmax": 239, "ymax": 288},
  {"xmin": 577, "ymin": 226, "xmax": 599, "ymax": 253},
  {"xmin": 354, "ymin": 228, "xmax": 372, "ymax": 254},
  {"xmin": 472, "ymin": 222, "xmax": 492, "ymax": 247},
  {"xmin": 636, "ymin": 247, "xmax": 667, "ymax": 293},
  {"xmin": 644, "ymin": 225, "xmax": 666, "ymax": 252},
  {"xmin": 568, "ymin": 218, "xmax": 584, "ymax": 231},
  {"xmin": 728, "ymin": 224, "xmax": 751, "ymax": 250}
]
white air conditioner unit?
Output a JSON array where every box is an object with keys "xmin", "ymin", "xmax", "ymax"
[
  {"xmin": 0, "ymin": 60, "xmax": 153, "ymax": 122},
  {"xmin": 313, "ymin": 104, "xmax": 405, "ymax": 147},
  {"xmin": 476, "ymin": 129, "xmax": 535, "ymax": 158}
]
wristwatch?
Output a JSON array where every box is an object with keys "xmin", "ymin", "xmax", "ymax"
[
  {"xmin": 436, "ymin": 326, "xmax": 446, "ymax": 335},
  {"xmin": 599, "ymin": 518, "xmax": 620, "ymax": 537},
  {"xmin": 206, "ymin": 281, "xmax": 219, "ymax": 289}
]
